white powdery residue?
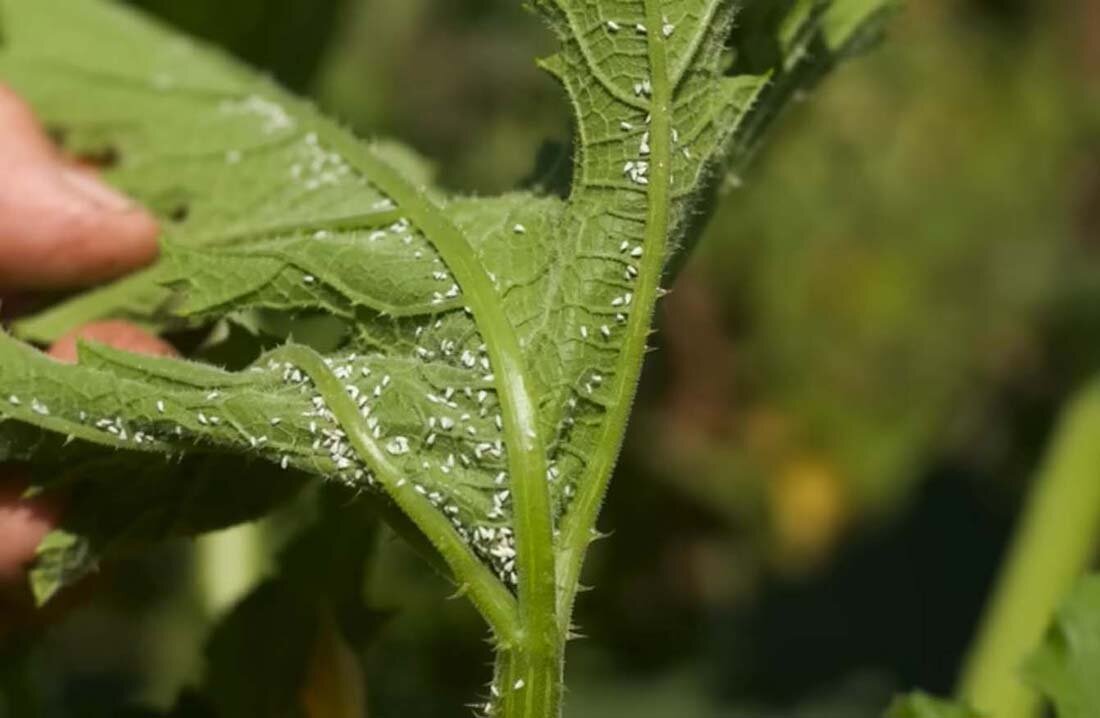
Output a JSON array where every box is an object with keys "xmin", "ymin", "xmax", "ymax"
[
  {"xmin": 295, "ymin": 132, "xmax": 353, "ymax": 190},
  {"xmin": 219, "ymin": 95, "xmax": 295, "ymax": 135}
]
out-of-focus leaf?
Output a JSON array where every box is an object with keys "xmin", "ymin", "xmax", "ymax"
[
  {"xmin": 198, "ymin": 492, "xmax": 379, "ymax": 718},
  {"xmin": 884, "ymin": 692, "xmax": 983, "ymax": 718},
  {"xmin": 1024, "ymin": 575, "xmax": 1100, "ymax": 718}
]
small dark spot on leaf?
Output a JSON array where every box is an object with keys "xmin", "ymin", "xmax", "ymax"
[
  {"xmin": 168, "ymin": 204, "xmax": 190, "ymax": 223},
  {"xmin": 43, "ymin": 127, "xmax": 121, "ymax": 169},
  {"xmin": 46, "ymin": 126, "xmax": 68, "ymax": 148},
  {"xmin": 75, "ymin": 145, "xmax": 120, "ymax": 169}
]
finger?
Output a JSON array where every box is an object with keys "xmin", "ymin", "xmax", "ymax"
[
  {"xmin": 48, "ymin": 320, "xmax": 178, "ymax": 363},
  {"xmin": 0, "ymin": 84, "xmax": 160, "ymax": 291},
  {"xmin": 0, "ymin": 468, "xmax": 57, "ymax": 585}
]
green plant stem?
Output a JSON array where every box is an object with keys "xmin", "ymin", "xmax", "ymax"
[
  {"xmin": 959, "ymin": 379, "xmax": 1100, "ymax": 718},
  {"xmin": 494, "ymin": 640, "xmax": 564, "ymax": 718}
]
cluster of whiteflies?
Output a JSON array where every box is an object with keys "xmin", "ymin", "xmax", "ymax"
[{"xmin": 276, "ymin": 354, "xmax": 522, "ymax": 587}]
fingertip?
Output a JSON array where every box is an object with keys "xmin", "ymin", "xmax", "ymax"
[
  {"xmin": 51, "ymin": 165, "xmax": 161, "ymax": 279},
  {"xmin": 0, "ymin": 164, "xmax": 161, "ymax": 289},
  {"xmin": 0, "ymin": 468, "xmax": 58, "ymax": 585},
  {"xmin": 0, "ymin": 84, "xmax": 162, "ymax": 291},
  {"xmin": 83, "ymin": 198, "xmax": 162, "ymax": 280},
  {"xmin": 48, "ymin": 320, "xmax": 178, "ymax": 364}
]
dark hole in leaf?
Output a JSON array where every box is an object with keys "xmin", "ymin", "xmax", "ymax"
[
  {"xmin": 44, "ymin": 126, "xmax": 121, "ymax": 169},
  {"xmin": 74, "ymin": 145, "xmax": 121, "ymax": 169},
  {"xmin": 168, "ymin": 204, "xmax": 190, "ymax": 223},
  {"xmin": 146, "ymin": 188, "xmax": 194, "ymax": 224},
  {"xmin": 45, "ymin": 125, "xmax": 68, "ymax": 148}
]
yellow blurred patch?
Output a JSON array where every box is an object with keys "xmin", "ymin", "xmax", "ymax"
[
  {"xmin": 301, "ymin": 610, "xmax": 368, "ymax": 718},
  {"xmin": 769, "ymin": 458, "xmax": 850, "ymax": 574}
]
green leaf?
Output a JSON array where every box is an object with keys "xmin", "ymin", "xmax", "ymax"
[
  {"xmin": 884, "ymin": 692, "xmax": 984, "ymax": 718},
  {"xmin": 1025, "ymin": 575, "xmax": 1100, "ymax": 718},
  {"xmin": 27, "ymin": 452, "xmax": 308, "ymax": 604},
  {"xmin": 0, "ymin": 0, "xmax": 891, "ymax": 647}
]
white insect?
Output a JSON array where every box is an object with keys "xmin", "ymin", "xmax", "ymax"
[{"xmin": 386, "ymin": 436, "xmax": 411, "ymax": 455}]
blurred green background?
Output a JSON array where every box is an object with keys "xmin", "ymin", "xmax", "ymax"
[{"xmin": 5, "ymin": 0, "xmax": 1100, "ymax": 716}]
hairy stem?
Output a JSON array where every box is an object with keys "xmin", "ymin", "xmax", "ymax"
[
  {"xmin": 494, "ymin": 639, "xmax": 564, "ymax": 718},
  {"xmin": 959, "ymin": 379, "xmax": 1100, "ymax": 718}
]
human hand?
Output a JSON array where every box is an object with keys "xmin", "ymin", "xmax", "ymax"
[{"xmin": 0, "ymin": 83, "xmax": 175, "ymax": 624}]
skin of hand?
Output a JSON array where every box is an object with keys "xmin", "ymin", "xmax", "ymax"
[{"xmin": 0, "ymin": 83, "xmax": 174, "ymax": 627}]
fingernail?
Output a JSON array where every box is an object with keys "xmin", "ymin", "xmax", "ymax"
[{"xmin": 57, "ymin": 167, "xmax": 135, "ymax": 212}]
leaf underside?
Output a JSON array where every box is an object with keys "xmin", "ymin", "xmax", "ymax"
[
  {"xmin": 882, "ymin": 576, "xmax": 1100, "ymax": 718},
  {"xmin": 0, "ymin": 0, "xmax": 893, "ymax": 606}
]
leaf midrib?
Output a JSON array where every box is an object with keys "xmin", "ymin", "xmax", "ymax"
[
  {"xmin": 555, "ymin": 0, "xmax": 676, "ymax": 632},
  {"xmin": 275, "ymin": 92, "xmax": 557, "ymax": 644},
  {"xmin": 271, "ymin": 344, "xmax": 522, "ymax": 639}
]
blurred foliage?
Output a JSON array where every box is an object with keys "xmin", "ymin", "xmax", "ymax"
[
  {"xmin": 313, "ymin": 0, "xmax": 565, "ymax": 194},
  {"xmin": 884, "ymin": 692, "xmax": 982, "ymax": 718},
  {"xmin": 180, "ymin": 489, "xmax": 380, "ymax": 718},
  {"xmin": 127, "ymin": 0, "xmax": 344, "ymax": 93},
  {"xmin": 3, "ymin": 0, "xmax": 1100, "ymax": 717},
  {"xmin": 1024, "ymin": 575, "xmax": 1100, "ymax": 718},
  {"xmin": 647, "ymin": 0, "xmax": 1096, "ymax": 562}
]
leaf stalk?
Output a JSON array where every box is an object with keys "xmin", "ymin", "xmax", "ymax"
[{"xmin": 959, "ymin": 380, "xmax": 1100, "ymax": 717}]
